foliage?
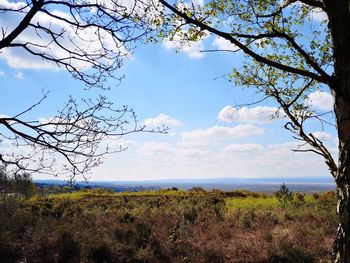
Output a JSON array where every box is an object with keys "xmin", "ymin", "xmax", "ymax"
[
  {"xmin": 147, "ymin": 1, "xmax": 350, "ymax": 259},
  {"xmin": 275, "ymin": 183, "xmax": 294, "ymax": 208},
  {"xmin": 146, "ymin": 2, "xmax": 350, "ymax": 259}
]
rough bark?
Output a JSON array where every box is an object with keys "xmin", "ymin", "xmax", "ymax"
[
  {"xmin": 334, "ymin": 177, "xmax": 350, "ymax": 263},
  {"xmin": 325, "ymin": 1, "xmax": 350, "ymax": 261},
  {"xmin": 333, "ymin": 91, "xmax": 350, "ymax": 262},
  {"xmin": 333, "ymin": 85, "xmax": 350, "ymax": 263}
]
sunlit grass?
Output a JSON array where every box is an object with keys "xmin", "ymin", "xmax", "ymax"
[
  {"xmin": 225, "ymin": 194, "xmax": 317, "ymax": 211},
  {"xmin": 225, "ymin": 196, "xmax": 280, "ymax": 210},
  {"xmin": 32, "ymin": 188, "xmax": 189, "ymax": 200}
]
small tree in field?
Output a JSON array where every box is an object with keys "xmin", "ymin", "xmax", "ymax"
[{"xmin": 275, "ymin": 183, "xmax": 293, "ymax": 208}]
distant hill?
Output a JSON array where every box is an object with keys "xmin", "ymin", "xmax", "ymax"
[{"xmin": 34, "ymin": 177, "xmax": 335, "ymax": 193}]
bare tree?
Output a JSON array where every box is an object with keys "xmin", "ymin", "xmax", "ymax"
[
  {"xmin": 0, "ymin": 0, "xmax": 159, "ymax": 87},
  {"xmin": 0, "ymin": 0, "xmax": 165, "ymax": 181},
  {"xmin": 152, "ymin": 0, "xmax": 350, "ymax": 262},
  {"xmin": 0, "ymin": 93, "xmax": 149, "ymax": 180}
]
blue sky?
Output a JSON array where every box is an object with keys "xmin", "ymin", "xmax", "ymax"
[{"xmin": 0, "ymin": 0, "xmax": 337, "ymax": 181}]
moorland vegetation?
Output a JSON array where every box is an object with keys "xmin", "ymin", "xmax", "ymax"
[{"xmin": 0, "ymin": 178, "xmax": 337, "ymax": 263}]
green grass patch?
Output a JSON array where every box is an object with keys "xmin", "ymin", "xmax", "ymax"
[{"xmin": 225, "ymin": 196, "xmax": 279, "ymax": 210}]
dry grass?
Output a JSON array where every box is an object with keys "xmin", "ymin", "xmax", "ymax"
[{"xmin": 0, "ymin": 189, "xmax": 337, "ymax": 262}]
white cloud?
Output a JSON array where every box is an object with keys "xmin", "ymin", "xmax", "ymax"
[
  {"xmin": 312, "ymin": 131, "xmax": 338, "ymax": 144},
  {"xmin": 280, "ymin": 1, "xmax": 328, "ymax": 23},
  {"xmin": 0, "ymin": 70, "xmax": 5, "ymax": 77},
  {"xmin": 213, "ymin": 37, "xmax": 239, "ymax": 52},
  {"xmin": 192, "ymin": 0, "xmax": 204, "ymax": 6},
  {"xmin": 144, "ymin": 113, "xmax": 181, "ymax": 128},
  {"xmin": 105, "ymin": 138, "xmax": 140, "ymax": 152},
  {"xmin": 181, "ymin": 124, "xmax": 265, "ymax": 142},
  {"xmin": 163, "ymin": 29, "xmax": 210, "ymax": 59},
  {"xmin": 221, "ymin": 143, "xmax": 263, "ymax": 154},
  {"xmin": 0, "ymin": 114, "xmax": 9, "ymax": 118},
  {"xmin": 1, "ymin": 49, "xmax": 56, "ymax": 70},
  {"xmin": 309, "ymin": 8, "xmax": 328, "ymax": 22},
  {"xmin": 0, "ymin": 0, "xmax": 129, "ymax": 70},
  {"xmin": 14, "ymin": 72, "xmax": 24, "ymax": 79},
  {"xmin": 137, "ymin": 141, "xmax": 173, "ymax": 157},
  {"xmin": 266, "ymin": 141, "xmax": 299, "ymax": 153},
  {"xmin": 218, "ymin": 105, "xmax": 282, "ymax": 124},
  {"xmin": 182, "ymin": 42, "xmax": 205, "ymax": 59},
  {"xmin": 0, "ymin": 0, "xmax": 26, "ymax": 9},
  {"xmin": 88, "ymin": 137, "xmax": 332, "ymax": 181},
  {"xmin": 164, "ymin": 37, "xmax": 205, "ymax": 59},
  {"xmin": 175, "ymin": 148, "xmax": 213, "ymax": 158},
  {"xmin": 30, "ymin": 120, "xmax": 334, "ymax": 181},
  {"xmin": 306, "ymin": 91, "xmax": 333, "ymax": 111}
]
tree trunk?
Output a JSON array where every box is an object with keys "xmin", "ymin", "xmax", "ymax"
[
  {"xmin": 332, "ymin": 59, "xmax": 350, "ymax": 263},
  {"xmin": 333, "ymin": 95, "xmax": 350, "ymax": 263},
  {"xmin": 333, "ymin": 176, "xmax": 350, "ymax": 263},
  {"xmin": 324, "ymin": 1, "xmax": 350, "ymax": 262},
  {"xmin": 332, "ymin": 64, "xmax": 350, "ymax": 263}
]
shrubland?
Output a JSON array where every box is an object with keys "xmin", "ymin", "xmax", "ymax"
[{"xmin": 0, "ymin": 187, "xmax": 337, "ymax": 263}]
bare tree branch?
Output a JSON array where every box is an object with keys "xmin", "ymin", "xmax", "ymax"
[{"xmin": 0, "ymin": 94, "xmax": 168, "ymax": 178}]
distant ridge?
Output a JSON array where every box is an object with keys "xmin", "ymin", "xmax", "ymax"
[{"xmin": 34, "ymin": 177, "xmax": 335, "ymax": 193}]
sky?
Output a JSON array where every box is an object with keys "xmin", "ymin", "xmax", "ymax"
[{"xmin": 0, "ymin": 0, "xmax": 337, "ymax": 181}]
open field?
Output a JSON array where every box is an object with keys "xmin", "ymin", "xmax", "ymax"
[{"xmin": 0, "ymin": 188, "xmax": 337, "ymax": 263}]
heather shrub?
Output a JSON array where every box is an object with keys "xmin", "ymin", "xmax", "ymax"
[
  {"xmin": 0, "ymin": 238, "xmax": 19, "ymax": 263},
  {"xmin": 88, "ymin": 243, "xmax": 112, "ymax": 263},
  {"xmin": 0, "ymin": 188, "xmax": 336, "ymax": 262},
  {"xmin": 312, "ymin": 192, "xmax": 320, "ymax": 200},
  {"xmin": 320, "ymin": 191, "xmax": 336, "ymax": 204},
  {"xmin": 279, "ymin": 242, "xmax": 315, "ymax": 263},
  {"xmin": 203, "ymin": 249, "xmax": 226, "ymax": 263},
  {"xmin": 239, "ymin": 209, "xmax": 256, "ymax": 229},
  {"xmin": 294, "ymin": 193, "xmax": 305, "ymax": 203},
  {"xmin": 57, "ymin": 232, "xmax": 81, "ymax": 263},
  {"xmin": 189, "ymin": 186, "xmax": 206, "ymax": 193},
  {"xmin": 212, "ymin": 196, "xmax": 226, "ymax": 221},
  {"xmin": 183, "ymin": 206, "xmax": 198, "ymax": 223}
]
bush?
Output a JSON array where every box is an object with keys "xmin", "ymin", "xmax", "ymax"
[
  {"xmin": 321, "ymin": 191, "xmax": 336, "ymax": 201},
  {"xmin": 88, "ymin": 243, "xmax": 112, "ymax": 263},
  {"xmin": 239, "ymin": 210, "xmax": 256, "ymax": 229},
  {"xmin": 293, "ymin": 193, "xmax": 305, "ymax": 207},
  {"xmin": 280, "ymin": 242, "xmax": 315, "ymax": 263},
  {"xmin": 58, "ymin": 232, "xmax": 81, "ymax": 263},
  {"xmin": 189, "ymin": 187, "xmax": 206, "ymax": 193},
  {"xmin": 203, "ymin": 249, "xmax": 226, "ymax": 263},
  {"xmin": 0, "ymin": 240, "xmax": 19, "ymax": 263},
  {"xmin": 183, "ymin": 206, "xmax": 198, "ymax": 223},
  {"xmin": 312, "ymin": 192, "xmax": 320, "ymax": 200},
  {"xmin": 295, "ymin": 193, "xmax": 305, "ymax": 202},
  {"xmin": 319, "ymin": 191, "xmax": 337, "ymax": 208}
]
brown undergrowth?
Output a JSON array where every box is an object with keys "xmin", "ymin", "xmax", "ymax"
[{"xmin": 0, "ymin": 189, "xmax": 337, "ymax": 262}]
